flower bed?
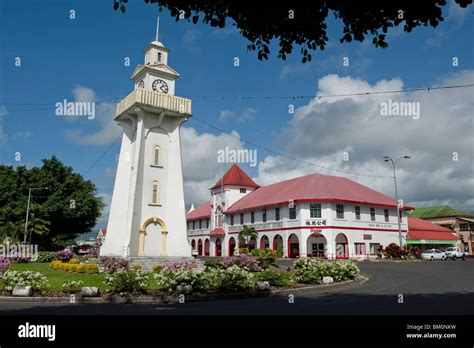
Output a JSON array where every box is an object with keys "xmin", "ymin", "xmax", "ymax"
[
  {"xmin": 294, "ymin": 258, "xmax": 360, "ymax": 284},
  {"xmin": 50, "ymin": 260, "xmax": 99, "ymax": 274}
]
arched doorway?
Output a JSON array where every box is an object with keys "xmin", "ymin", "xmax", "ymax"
[
  {"xmin": 204, "ymin": 239, "xmax": 210, "ymax": 256},
  {"xmin": 138, "ymin": 217, "xmax": 168, "ymax": 256},
  {"xmin": 228, "ymin": 237, "xmax": 236, "ymax": 256},
  {"xmin": 197, "ymin": 239, "xmax": 203, "ymax": 256},
  {"xmin": 335, "ymin": 233, "xmax": 349, "ymax": 259},
  {"xmin": 191, "ymin": 239, "xmax": 196, "ymax": 252},
  {"xmin": 287, "ymin": 233, "xmax": 300, "ymax": 258},
  {"xmin": 260, "ymin": 235, "xmax": 270, "ymax": 249},
  {"xmin": 215, "ymin": 238, "xmax": 222, "ymax": 256},
  {"xmin": 273, "ymin": 235, "xmax": 284, "ymax": 254},
  {"xmin": 248, "ymin": 237, "xmax": 256, "ymax": 251},
  {"xmin": 307, "ymin": 233, "xmax": 327, "ymax": 258}
]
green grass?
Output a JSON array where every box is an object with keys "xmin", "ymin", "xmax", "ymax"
[{"xmin": 8, "ymin": 263, "xmax": 105, "ymax": 291}]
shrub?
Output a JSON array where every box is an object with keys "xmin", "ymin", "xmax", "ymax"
[
  {"xmin": 219, "ymin": 265, "xmax": 254, "ymax": 292},
  {"xmin": 132, "ymin": 264, "xmax": 142, "ymax": 270},
  {"xmin": 249, "ymin": 248, "xmax": 279, "ymax": 269},
  {"xmin": 220, "ymin": 254, "xmax": 261, "ymax": 272},
  {"xmin": 104, "ymin": 268, "xmax": 149, "ymax": 295},
  {"xmin": 13, "ymin": 255, "xmax": 31, "ymax": 263},
  {"xmin": 254, "ymin": 269, "xmax": 292, "ymax": 287},
  {"xmin": 0, "ymin": 257, "xmax": 11, "ymax": 278},
  {"xmin": 164, "ymin": 261, "xmax": 197, "ymax": 270},
  {"xmin": 237, "ymin": 247, "xmax": 249, "ymax": 254},
  {"xmin": 293, "ymin": 258, "xmax": 360, "ymax": 284},
  {"xmin": 68, "ymin": 258, "xmax": 80, "ymax": 264},
  {"xmin": 99, "ymin": 256, "xmax": 130, "ymax": 273},
  {"xmin": 203, "ymin": 259, "xmax": 221, "ymax": 270},
  {"xmin": 36, "ymin": 251, "xmax": 54, "ymax": 263},
  {"xmin": 154, "ymin": 267, "xmax": 201, "ymax": 292},
  {"xmin": 62, "ymin": 280, "xmax": 84, "ymax": 292},
  {"xmin": 193, "ymin": 268, "xmax": 222, "ymax": 292},
  {"xmin": 2, "ymin": 271, "xmax": 49, "ymax": 291},
  {"xmin": 152, "ymin": 264, "xmax": 163, "ymax": 273},
  {"xmin": 54, "ymin": 248, "xmax": 74, "ymax": 262},
  {"xmin": 49, "ymin": 260, "xmax": 99, "ymax": 274},
  {"xmin": 383, "ymin": 243, "xmax": 408, "ymax": 259}
]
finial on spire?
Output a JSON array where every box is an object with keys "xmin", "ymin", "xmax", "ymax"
[{"xmin": 155, "ymin": 16, "xmax": 160, "ymax": 42}]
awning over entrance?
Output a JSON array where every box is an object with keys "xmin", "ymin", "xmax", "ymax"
[
  {"xmin": 407, "ymin": 217, "xmax": 459, "ymax": 245},
  {"xmin": 210, "ymin": 227, "xmax": 225, "ymax": 236}
]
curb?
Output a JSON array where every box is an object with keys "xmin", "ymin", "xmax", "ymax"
[{"xmin": 0, "ymin": 276, "xmax": 369, "ymax": 304}]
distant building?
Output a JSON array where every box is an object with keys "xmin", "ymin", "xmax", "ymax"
[
  {"xmin": 406, "ymin": 217, "xmax": 460, "ymax": 252},
  {"xmin": 96, "ymin": 228, "xmax": 107, "ymax": 246},
  {"xmin": 187, "ymin": 164, "xmax": 412, "ymax": 259},
  {"xmin": 409, "ymin": 205, "xmax": 474, "ymax": 255}
]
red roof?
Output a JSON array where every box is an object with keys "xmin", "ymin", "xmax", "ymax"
[
  {"xmin": 211, "ymin": 164, "xmax": 259, "ymax": 190},
  {"xmin": 210, "ymin": 228, "xmax": 225, "ymax": 236},
  {"xmin": 226, "ymin": 172, "xmax": 413, "ymax": 213},
  {"xmin": 186, "ymin": 202, "xmax": 211, "ymax": 221},
  {"xmin": 407, "ymin": 217, "xmax": 459, "ymax": 241}
]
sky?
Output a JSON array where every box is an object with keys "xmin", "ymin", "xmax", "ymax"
[{"xmin": 0, "ymin": 1, "xmax": 473, "ymax": 238}]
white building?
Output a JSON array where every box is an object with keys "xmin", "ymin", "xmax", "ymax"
[
  {"xmin": 187, "ymin": 164, "xmax": 412, "ymax": 260},
  {"xmin": 101, "ymin": 33, "xmax": 192, "ymax": 258}
]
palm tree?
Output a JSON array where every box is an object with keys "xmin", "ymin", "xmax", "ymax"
[
  {"xmin": 25, "ymin": 213, "xmax": 50, "ymax": 243},
  {"xmin": 238, "ymin": 225, "xmax": 257, "ymax": 250}
]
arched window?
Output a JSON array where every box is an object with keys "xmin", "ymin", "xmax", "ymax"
[
  {"xmin": 153, "ymin": 145, "xmax": 160, "ymax": 166},
  {"xmin": 152, "ymin": 180, "xmax": 159, "ymax": 204},
  {"xmin": 158, "ymin": 52, "xmax": 162, "ymax": 62}
]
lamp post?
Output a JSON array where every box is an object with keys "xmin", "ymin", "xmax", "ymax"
[
  {"xmin": 384, "ymin": 156, "xmax": 410, "ymax": 248},
  {"xmin": 24, "ymin": 187, "xmax": 48, "ymax": 244}
]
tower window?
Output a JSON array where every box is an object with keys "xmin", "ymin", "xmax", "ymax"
[
  {"xmin": 240, "ymin": 188, "xmax": 246, "ymax": 194},
  {"xmin": 153, "ymin": 145, "xmax": 160, "ymax": 166},
  {"xmin": 262, "ymin": 209, "xmax": 267, "ymax": 222},
  {"xmin": 152, "ymin": 180, "xmax": 159, "ymax": 204},
  {"xmin": 158, "ymin": 52, "xmax": 162, "ymax": 62}
]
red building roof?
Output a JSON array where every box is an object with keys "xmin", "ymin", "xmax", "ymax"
[
  {"xmin": 210, "ymin": 228, "xmax": 225, "ymax": 236},
  {"xmin": 211, "ymin": 164, "xmax": 259, "ymax": 190},
  {"xmin": 407, "ymin": 217, "xmax": 459, "ymax": 241},
  {"xmin": 226, "ymin": 172, "xmax": 413, "ymax": 213},
  {"xmin": 186, "ymin": 202, "xmax": 211, "ymax": 221}
]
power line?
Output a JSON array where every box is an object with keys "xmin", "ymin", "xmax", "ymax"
[
  {"xmin": 190, "ymin": 115, "xmax": 393, "ymax": 179},
  {"xmin": 82, "ymin": 132, "xmax": 123, "ymax": 176},
  {"xmin": 0, "ymin": 83, "xmax": 472, "ymax": 112}
]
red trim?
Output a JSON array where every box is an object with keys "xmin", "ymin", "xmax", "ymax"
[
  {"xmin": 228, "ymin": 225, "xmax": 407, "ymax": 234},
  {"xmin": 260, "ymin": 235, "xmax": 270, "ymax": 249},
  {"xmin": 187, "ymin": 233, "xmax": 210, "ymax": 237},
  {"xmin": 226, "ymin": 199, "xmax": 414, "ymax": 214},
  {"xmin": 288, "ymin": 233, "xmax": 300, "ymax": 258}
]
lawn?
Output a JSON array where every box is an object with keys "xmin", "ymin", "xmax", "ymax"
[{"xmin": 9, "ymin": 262, "xmax": 105, "ymax": 291}]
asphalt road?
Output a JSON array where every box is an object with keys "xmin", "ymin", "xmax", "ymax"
[{"xmin": 0, "ymin": 259, "xmax": 472, "ymax": 315}]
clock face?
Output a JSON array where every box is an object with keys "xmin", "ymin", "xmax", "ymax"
[
  {"xmin": 138, "ymin": 80, "xmax": 144, "ymax": 88},
  {"xmin": 152, "ymin": 79, "xmax": 169, "ymax": 94}
]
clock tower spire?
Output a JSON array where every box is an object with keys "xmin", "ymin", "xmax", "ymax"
[{"xmin": 131, "ymin": 18, "xmax": 179, "ymax": 96}]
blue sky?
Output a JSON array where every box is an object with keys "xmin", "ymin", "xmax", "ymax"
[{"xmin": 1, "ymin": 1, "xmax": 473, "ymax": 237}]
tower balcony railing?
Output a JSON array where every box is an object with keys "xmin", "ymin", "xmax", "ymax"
[{"xmin": 116, "ymin": 88, "xmax": 192, "ymax": 117}]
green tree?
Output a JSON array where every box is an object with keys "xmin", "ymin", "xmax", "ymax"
[
  {"xmin": 113, "ymin": 0, "xmax": 472, "ymax": 62},
  {"xmin": 238, "ymin": 224, "xmax": 257, "ymax": 250},
  {"xmin": 0, "ymin": 156, "xmax": 104, "ymax": 249}
]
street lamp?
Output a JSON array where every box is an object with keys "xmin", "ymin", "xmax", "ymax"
[
  {"xmin": 24, "ymin": 187, "xmax": 49, "ymax": 244},
  {"xmin": 383, "ymin": 156, "xmax": 410, "ymax": 248}
]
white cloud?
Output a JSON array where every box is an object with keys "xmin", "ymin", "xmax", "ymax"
[
  {"xmin": 64, "ymin": 86, "xmax": 122, "ymax": 145},
  {"xmin": 280, "ymin": 63, "xmax": 311, "ymax": 79},
  {"xmin": 253, "ymin": 71, "xmax": 474, "ymax": 211},
  {"xmin": 183, "ymin": 29, "xmax": 201, "ymax": 44},
  {"xmin": 425, "ymin": 31, "xmax": 444, "ymax": 48},
  {"xmin": 181, "ymin": 126, "xmax": 247, "ymax": 206},
  {"xmin": 218, "ymin": 108, "xmax": 256, "ymax": 123}
]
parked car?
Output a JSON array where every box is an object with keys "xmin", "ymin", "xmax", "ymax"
[
  {"xmin": 444, "ymin": 247, "xmax": 466, "ymax": 260},
  {"xmin": 421, "ymin": 249, "xmax": 447, "ymax": 261}
]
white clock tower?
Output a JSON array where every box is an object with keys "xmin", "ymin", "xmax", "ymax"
[{"xmin": 101, "ymin": 23, "xmax": 192, "ymax": 258}]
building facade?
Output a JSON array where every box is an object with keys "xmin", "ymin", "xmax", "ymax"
[
  {"xmin": 409, "ymin": 206, "xmax": 474, "ymax": 255},
  {"xmin": 187, "ymin": 164, "xmax": 412, "ymax": 259}
]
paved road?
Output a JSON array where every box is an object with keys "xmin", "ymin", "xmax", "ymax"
[{"xmin": 0, "ymin": 259, "xmax": 472, "ymax": 315}]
